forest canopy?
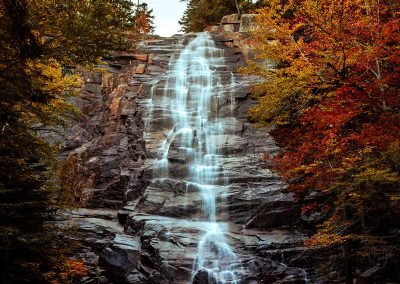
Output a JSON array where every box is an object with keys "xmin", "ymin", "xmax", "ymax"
[{"xmin": 244, "ymin": 0, "xmax": 400, "ymax": 281}]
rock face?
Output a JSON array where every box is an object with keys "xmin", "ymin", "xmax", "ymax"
[
  {"xmin": 58, "ymin": 34, "xmax": 313, "ymax": 283},
  {"xmin": 61, "ymin": 53, "xmax": 150, "ymax": 208},
  {"xmin": 204, "ymin": 14, "xmax": 257, "ymax": 60},
  {"xmin": 239, "ymin": 14, "xmax": 257, "ymax": 33}
]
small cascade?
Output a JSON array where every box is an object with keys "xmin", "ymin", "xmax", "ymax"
[{"xmin": 145, "ymin": 33, "xmax": 241, "ymax": 283}]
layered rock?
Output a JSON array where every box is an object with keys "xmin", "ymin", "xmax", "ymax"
[
  {"xmin": 204, "ymin": 14, "xmax": 257, "ymax": 61},
  {"xmin": 60, "ymin": 48, "xmax": 176, "ymax": 208},
  {"xmin": 57, "ymin": 34, "xmax": 314, "ymax": 283}
]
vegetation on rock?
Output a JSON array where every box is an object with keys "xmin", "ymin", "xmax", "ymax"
[{"xmin": 244, "ymin": 0, "xmax": 400, "ymax": 281}]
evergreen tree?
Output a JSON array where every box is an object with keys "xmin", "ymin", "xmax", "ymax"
[
  {"xmin": 179, "ymin": 0, "xmax": 238, "ymax": 32},
  {"xmin": 179, "ymin": 0, "xmax": 265, "ymax": 32}
]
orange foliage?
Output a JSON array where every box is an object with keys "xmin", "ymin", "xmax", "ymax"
[
  {"xmin": 44, "ymin": 258, "xmax": 88, "ymax": 284},
  {"xmin": 248, "ymin": 0, "xmax": 400, "ymax": 255}
]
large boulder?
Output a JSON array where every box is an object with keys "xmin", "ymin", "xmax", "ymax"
[{"xmin": 239, "ymin": 14, "xmax": 257, "ymax": 32}]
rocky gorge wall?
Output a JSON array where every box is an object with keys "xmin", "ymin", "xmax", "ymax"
[
  {"xmin": 57, "ymin": 30, "xmax": 316, "ymax": 283},
  {"xmin": 60, "ymin": 55, "xmax": 148, "ymax": 208},
  {"xmin": 204, "ymin": 14, "xmax": 257, "ymax": 61}
]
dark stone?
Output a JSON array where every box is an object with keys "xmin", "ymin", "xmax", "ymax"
[
  {"xmin": 245, "ymin": 206, "xmax": 300, "ymax": 228},
  {"xmin": 117, "ymin": 210, "xmax": 130, "ymax": 225},
  {"xmin": 99, "ymin": 247, "xmax": 135, "ymax": 273},
  {"xmin": 192, "ymin": 269, "xmax": 217, "ymax": 284},
  {"xmin": 110, "ymin": 63, "xmax": 123, "ymax": 69},
  {"xmin": 126, "ymin": 271, "xmax": 147, "ymax": 284}
]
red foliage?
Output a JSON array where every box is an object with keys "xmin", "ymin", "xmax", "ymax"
[{"xmin": 269, "ymin": 1, "xmax": 400, "ymax": 200}]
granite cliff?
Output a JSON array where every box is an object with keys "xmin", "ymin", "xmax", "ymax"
[{"xmin": 57, "ymin": 20, "xmax": 315, "ymax": 283}]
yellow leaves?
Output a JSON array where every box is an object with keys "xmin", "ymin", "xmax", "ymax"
[
  {"xmin": 354, "ymin": 167, "xmax": 399, "ymax": 185},
  {"xmin": 56, "ymin": 155, "xmax": 82, "ymax": 208},
  {"xmin": 252, "ymin": 1, "xmax": 298, "ymax": 60},
  {"xmin": 325, "ymin": 135, "xmax": 338, "ymax": 147},
  {"xmin": 243, "ymin": 3, "xmax": 329, "ymax": 125},
  {"xmin": 384, "ymin": 141, "xmax": 400, "ymax": 165},
  {"xmin": 362, "ymin": 146, "xmax": 373, "ymax": 154},
  {"xmin": 340, "ymin": 155, "xmax": 361, "ymax": 171},
  {"xmin": 305, "ymin": 232, "xmax": 345, "ymax": 247},
  {"xmin": 26, "ymin": 59, "xmax": 82, "ymax": 97},
  {"xmin": 348, "ymin": 192, "xmax": 361, "ymax": 199},
  {"xmin": 19, "ymin": 59, "xmax": 82, "ymax": 125},
  {"xmin": 247, "ymin": 86, "xmax": 292, "ymax": 124},
  {"xmin": 244, "ymin": 1, "xmax": 400, "ymax": 270},
  {"xmin": 293, "ymin": 162, "xmax": 320, "ymax": 175},
  {"xmin": 389, "ymin": 194, "xmax": 400, "ymax": 203}
]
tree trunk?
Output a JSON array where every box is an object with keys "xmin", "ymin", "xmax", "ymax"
[
  {"xmin": 235, "ymin": 0, "xmax": 241, "ymax": 17},
  {"xmin": 343, "ymin": 240, "xmax": 353, "ymax": 284},
  {"xmin": 343, "ymin": 205, "xmax": 353, "ymax": 284}
]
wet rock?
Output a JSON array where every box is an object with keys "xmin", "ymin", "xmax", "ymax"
[
  {"xmin": 127, "ymin": 34, "xmax": 310, "ymax": 283},
  {"xmin": 159, "ymin": 261, "xmax": 179, "ymax": 281},
  {"xmin": 167, "ymin": 148, "xmax": 193, "ymax": 164},
  {"xmin": 100, "ymin": 247, "xmax": 134, "ymax": 273},
  {"xmin": 126, "ymin": 271, "xmax": 147, "ymax": 284},
  {"xmin": 99, "ymin": 234, "xmax": 141, "ymax": 282},
  {"xmin": 245, "ymin": 196, "xmax": 300, "ymax": 229},
  {"xmin": 192, "ymin": 269, "xmax": 217, "ymax": 284},
  {"xmin": 246, "ymin": 258, "xmax": 307, "ymax": 283},
  {"xmin": 117, "ymin": 210, "xmax": 130, "ymax": 225}
]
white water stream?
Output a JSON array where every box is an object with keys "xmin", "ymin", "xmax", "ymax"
[{"xmin": 145, "ymin": 33, "xmax": 241, "ymax": 283}]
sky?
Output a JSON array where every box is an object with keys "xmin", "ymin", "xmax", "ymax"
[{"xmin": 143, "ymin": 0, "xmax": 187, "ymax": 36}]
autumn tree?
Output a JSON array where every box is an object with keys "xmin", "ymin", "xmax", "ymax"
[
  {"xmin": 133, "ymin": 2, "xmax": 155, "ymax": 36},
  {"xmin": 0, "ymin": 0, "xmax": 138, "ymax": 282},
  {"xmin": 245, "ymin": 0, "xmax": 400, "ymax": 281}
]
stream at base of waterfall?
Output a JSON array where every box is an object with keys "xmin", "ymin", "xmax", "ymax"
[{"xmin": 145, "ymin": 33, "xmax": 241, "ymax": 283}]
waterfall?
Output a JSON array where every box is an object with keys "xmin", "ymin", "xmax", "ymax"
[{"xmin": 145, "ymin": 33, "xmax": 241, "ymax": 283}]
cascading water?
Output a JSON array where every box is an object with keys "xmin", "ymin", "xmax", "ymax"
[{"xmin": 145, "ymin": 33, "xmax": 241, "ymax": 283}]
